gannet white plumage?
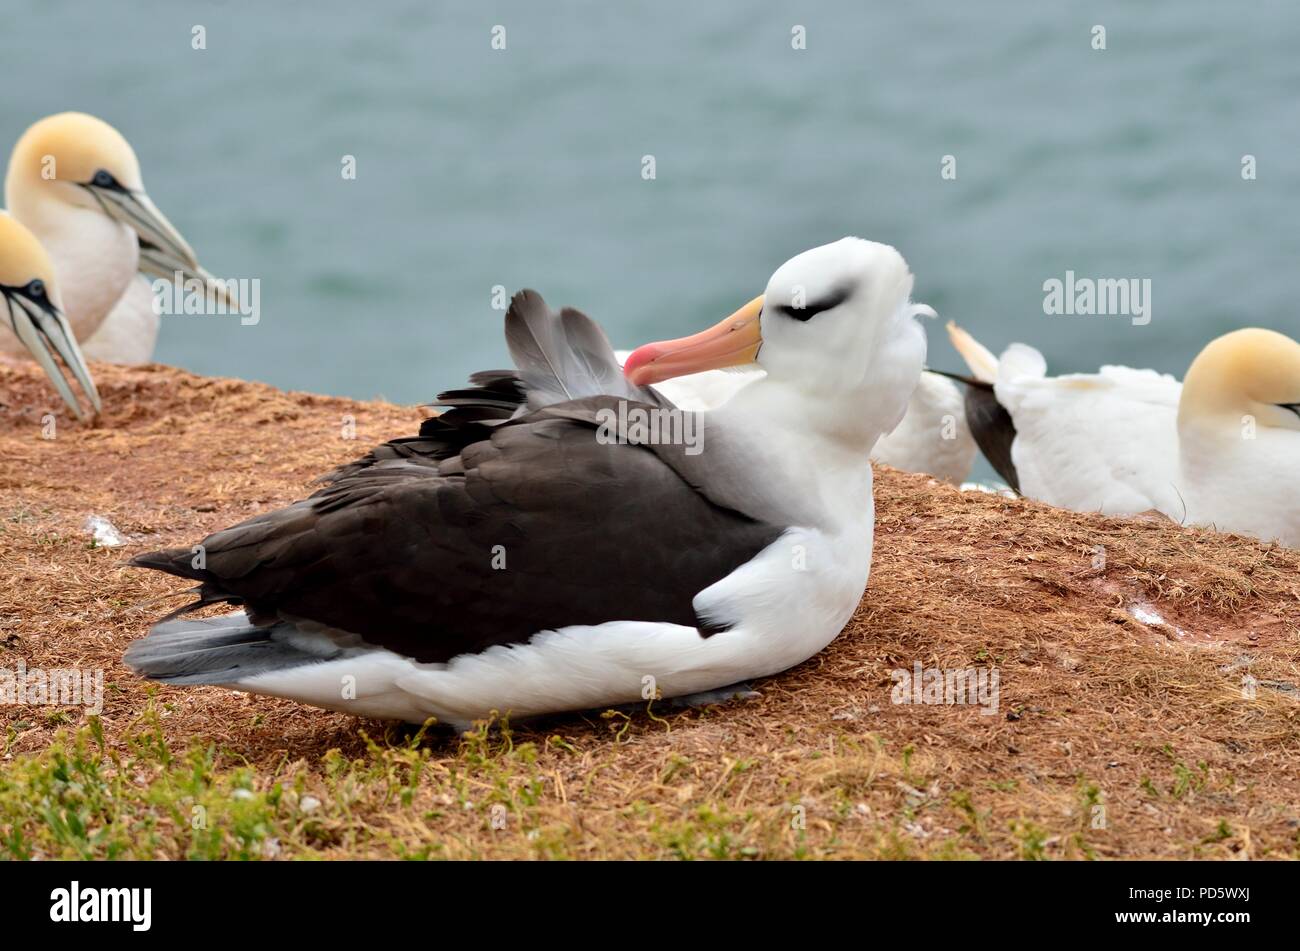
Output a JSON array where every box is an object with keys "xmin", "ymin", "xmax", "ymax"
[
  {"xmin": 615, "ymin": 355, "xmax": 977, "ymax": 485},
  {"xmin": 0, "ymin": 212, "xmax": 100, "ymax": 418},
  {"xmin": 123, "ymin": 237, "xmax": 930, "ymax": 729},
  {"xmin": 947, "ymin": 322, "xmax": 1300, "ymax": 546},
  {"xmin": 869, "ymin": 370, "xmax": 975, "ymax": 484},
  {"xmin": 4, "ymin": 112, "xmax": 228, "ymax": 365}
]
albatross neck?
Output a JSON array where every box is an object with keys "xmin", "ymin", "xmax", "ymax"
[
  {"xmin": 695, "ymin": 374, "xmax": 881, "ymax": 533},
  {"xmin": 717, "ymin": 373, "xmax": 890, "ymax": 459}
]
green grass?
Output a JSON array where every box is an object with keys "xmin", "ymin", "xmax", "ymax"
[
  {"xmin": 1, "ymin": 707, "xmax": 1006, "ymax": 860},
  {"xmin": 4, "ymin": 707, "xmax": 1255, "ymax": 860},
  {"xmin": 0, "ymin": 709, "xmax": 541, "ymax": 860}
]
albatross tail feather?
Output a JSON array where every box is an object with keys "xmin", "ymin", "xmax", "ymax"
[
  {"xmin": 123, "ymin": 612, "xmax": 333, "ymax": 686},
  {"xmin": 129, "ymin": 546, "xmax": 206, "ymax": 581}
]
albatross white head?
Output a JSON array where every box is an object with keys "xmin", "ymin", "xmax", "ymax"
[
  {"xmin": 0, "ymin": 212, "xmax": 100, "ymax": 419},
  {"xmin": 1177, "ymin": 327, "xmax": 1300, "ymax": 545},
  {"xmin": 625, "ymin": 237, "xmax": 932, "ymax": 454},
  {"xmin": 5, "ymin": 112, "xmax": 230, "ymax": 341},
  {"xmin": 625, "ymin": 238, "xmax": 932, "ymax": 667}
]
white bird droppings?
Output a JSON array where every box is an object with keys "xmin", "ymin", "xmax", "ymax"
[
  {"xmin": 1128, "ymin": 601, "xmax": 1189, "ymax": 638},
  {"xmin": 84, "ymin": 515, "xmax": 126, "ymax": 548}
]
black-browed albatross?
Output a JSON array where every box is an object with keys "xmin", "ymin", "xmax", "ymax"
[{"xmin": 124, "ymin": 237, "xmax": 931, "ymax": 730}]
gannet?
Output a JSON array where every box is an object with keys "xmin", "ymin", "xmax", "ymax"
[
  {"xmin": 0, "ymin": 212, "xmax": 100, "ymax": 418},
  {"xmin": 123, "ymin": 238, "xmax": 931, "ymax": 729},
  {"xmin": 946, "ymin": 322, "xmax": 1300, "ymax": 546},
  {"xmin": 869, "ymin": 370, "xmax": 975, "ymax": 484},
  {"xmin": 5, "ymin": 112, "xmax": 228, "ymax": 364}
]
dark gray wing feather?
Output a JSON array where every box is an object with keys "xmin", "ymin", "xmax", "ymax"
[
  {"xmin": 321, "ymin": 291, "xmax": 665, "ymax": 486},
  {"xmin": 506, "ymin": 290, "xmax": 666, "ymax": 409},
  {"xmin": 961, "ymin": 383, "xmax": 1020, "ymax": 493},
  {"xmin": 927, "ymin": 369, "xmax": 1021, "ymax": 492}
]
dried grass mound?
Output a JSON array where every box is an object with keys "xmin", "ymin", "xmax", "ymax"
[{"xmin": 1, "ymin": 360, "xmax": 1297, "ymax": 859}]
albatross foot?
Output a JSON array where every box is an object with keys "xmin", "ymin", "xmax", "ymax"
[{"xmin": 668, "ymin": 682, "xmax": 762, "ymax": 709}]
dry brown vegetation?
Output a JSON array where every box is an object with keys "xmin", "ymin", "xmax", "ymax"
[{"xmin": 1, "ymin": 360, "xmax": 1298, "ymax": 859}]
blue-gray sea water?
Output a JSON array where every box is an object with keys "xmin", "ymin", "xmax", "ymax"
[{"xmin": 6, "ymin": 1, "xmax": 1298, "ymax": 480}]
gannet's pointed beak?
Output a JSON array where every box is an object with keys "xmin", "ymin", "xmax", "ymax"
[
  {"xmin": 86, "ymin": 183, "xmax": 235, "ymax": 308},
  {"xmin": 137, "ymin": 240, "xmax": 234, "ymax": 305},
  {"xmin": 4, "ymin": 292, "xmax": 101, "ymax": 420}
]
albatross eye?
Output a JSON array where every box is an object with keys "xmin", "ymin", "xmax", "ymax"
[
  {"xmin": 25, "ymin": 278, "xmax": 46, "ymax": 300},
  {"xmin": 92, "ymin": 169, "xmax": 117, "ymax": 189}
]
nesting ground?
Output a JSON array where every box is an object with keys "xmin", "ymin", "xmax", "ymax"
[{"xmin": 1, "ymin": 361, "xmax": 1297, "ymax": 859}]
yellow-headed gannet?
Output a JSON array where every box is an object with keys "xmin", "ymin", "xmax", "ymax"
[
  {"xmin": 0, "ymin": 212, "xmax": 100, "ymax": 418},
  {"xmin": 947, "ymin": 322, "xmax": 1300, "ymax": 546},
  {"xmin": 5, "ymin": 112, "xmax": 229, "ymax": 365}
]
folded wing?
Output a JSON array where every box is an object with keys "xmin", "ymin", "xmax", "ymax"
[{"xmin": 131, "ymin": 397, "xmax": 783, "ymax": 665}]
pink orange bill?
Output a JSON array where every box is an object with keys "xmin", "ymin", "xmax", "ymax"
[{"xmin": 623, "ymin": 295, "xmax": 764, "ymax": 386}]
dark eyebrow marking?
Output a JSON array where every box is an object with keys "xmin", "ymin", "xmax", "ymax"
[
  {"xmin": 1278, "ymin": 403, "xmax": 1300, "ymax": 420},
  {"xmin": 774, "ymin": 282, "xmax": 853, "ymax": 322}
]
